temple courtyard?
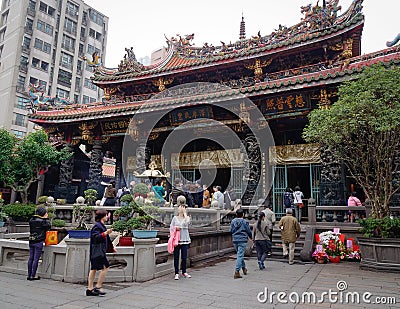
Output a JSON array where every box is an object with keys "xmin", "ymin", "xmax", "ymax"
[{"xmin": 0, "ymin": 257, "xmax": 399, "ymax": 309}]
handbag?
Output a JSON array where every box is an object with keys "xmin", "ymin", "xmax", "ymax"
[{"xmin": 45, "ymin": 230, "xmax": 58, "ymax": 246}]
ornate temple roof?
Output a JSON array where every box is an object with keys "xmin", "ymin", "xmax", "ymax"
[
  {"xmin": 29, "ymin": 46, "xmax": 400, "ymax": 123},
  {"xmin": 91, "ymin": 0, "xmax": 364, "ymax": 84}
]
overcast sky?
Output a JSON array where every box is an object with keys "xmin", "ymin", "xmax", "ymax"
[{"xmin": 83, "ymin": 0, "xmax": 399, "ymax": 68}]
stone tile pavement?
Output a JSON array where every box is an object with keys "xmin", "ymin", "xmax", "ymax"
[{"xmin": 1, "ymin": 256, "xmax": 399, "ymax": 309}]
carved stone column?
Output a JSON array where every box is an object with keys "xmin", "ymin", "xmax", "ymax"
[
  {"xmin": 88, "ymin": 140, "xmax": 103, "ymax": 190},
  {"xmin": 59, "ymin": 144, "xmax": 74, "ymax": 187},
  {"xmin": 319, "ymin": 146, "xmax": 345, "ymax": 205},
  {"xmin": 135, "ymin": 140, "xmax": 150, "ymax": 174},
  {"xmin": 240, "ymin": 132, "xmax": 261, "ymax": 205}
]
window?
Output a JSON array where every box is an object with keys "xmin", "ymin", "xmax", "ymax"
[
  {"xmin": 64, "ymin": 18, "xmax": 77, "ymax": 35},
  {"xmin": 62, "ymin": 34, "xmax": 75, "ymax": 51},
  {"xmin": 40, "ymin": 60, "xmax": 48, "ymax": 71},
  {"xmin": 29, "ymin": 77, "xmax": 47, "ymax": 91},
  {"xmin": 84, "ymin": 78, "xmax": 96, "ymax": 90},
  {"xmin": 28, "ymin": 0, "xmax": 36, "ymax": 11},
  {"xmin": 32, "ymin": 57, "xmax": 40, "ymax": 68},
  {"xmin": 77, "ymin": 59, "xmax": 82, "ymax": 72},
  {"xmin": 87, "ymin": 44, "xmax": 94, "ymax": 54},
  {"xmin": 56, "ymin": 88, "xmax": 69, "ymax": 99},
  {"xmin": 78, "ymin": 43, "xmax": 83, "ymax": 55},
  {"xmin": 57, "ymin": 69, "xmax": 72, "ymax": 86},
  {"xmin": 39, "ymin": 2, "xmax": 55, "ymax": 17},
  {"xmin": 13, "ymin": 113, "xmax": 26, "ymax": 127},
  {"xmin": 66, "ymin": 1, "xmax": 79, "ymax": 17},
  {"xmin": 16, "ymin": 76, "xmax": 25, "ymax": 92},
  {"xmin": 89, "ymin": 9, "xmax": 104, "ymax": 26},
  {"xmin": 22, "ymin": 36, "xmax": 31, "ymax": 50},
  {"xmin": 89, "ymin": 28, "xmax": 95, "ymax": 38},
  {"xmin": 95, "ymin": 32, "xmax": 102, "ymax": 41},
  {"xmin": 25, "ymin": 18, "xmax": 33, "ymax": 30},
  {"xmin": 82, "ymin": 95, "xmax": 89, "ymax": 104},
  {"xmin": 37, "ymin": 20, "xmax": 53, "ymax": 35},
  {"xmin": 34, "ymin": 38, "xmax": 50, "ymax": 53},
  {"xmin": 60, "ymin": 52, "xmax": 73, "ymax": 69},
  {"xmin": 73, "ymin": 94, "xmax": 79, "ymax": 103},
  {"xmin": 12, "ymin": 130, "xmax": 25, "ymax": 138},
  {"xmin": 20, "ymin": 55, "xmax": 28, "ymax": 65},
  {"xmin": 1, "ymin": 11, "xmax": 8, "ymax": 27},
  {"xmin": 16, "ymin": 97, "xmax": 27, "ymax": 110}
]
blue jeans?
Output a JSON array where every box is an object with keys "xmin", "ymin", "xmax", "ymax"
[
  {"xmin": 173, "ymin": 244, "xmax": 189, "ymax": 274},
  {"xmin": 28, "ymin": 242, "xmax": 43, "ymax": 278},
  {"xmin": 233, "ymin": 242, "xmax": 247, "ymax": 272}
]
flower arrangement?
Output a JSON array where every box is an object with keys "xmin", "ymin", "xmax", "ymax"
[
  {"xmin": 315, "ymin": 231, "xmax": 361, "ymax": 263},
  {"xmin": 312, "ymin": 245, "xmax": 329, "ymax": 263}
]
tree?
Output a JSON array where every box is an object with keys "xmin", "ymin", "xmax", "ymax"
[
  {"xmin": 0, "ymin": 129, "xmax": 72, "ymax": 203},
  {"xmin": 303, "ymin": 64, "xmax": 400, "ymax": 218}
]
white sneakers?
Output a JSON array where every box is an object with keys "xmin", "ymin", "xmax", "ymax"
[{"xmin": 174, "ymin": 273, "xmax": 191, "ymax": 280}]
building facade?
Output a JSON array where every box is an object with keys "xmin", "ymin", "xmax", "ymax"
[
  {"xmin": 0, "ymin": 0, "xmax": 108, "ymax": 137},
  {"xmin": 29, "ymin": 0, "xmax": 400, "ymax": 216}
]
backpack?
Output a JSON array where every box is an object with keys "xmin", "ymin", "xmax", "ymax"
[{"xmin": 283, "ymin": 192, "xmax": 292, "ymax": 208}]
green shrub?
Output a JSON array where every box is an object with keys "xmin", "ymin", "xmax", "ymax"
[
  {"xmin": 3, "ymin": 203, "xmax": 36, "ymax": 221},
  {"xmin": 359, "ymin": 217, "xmax": 400, "ymax": 238},
  {"xmin": 37, "ymin": 196, "xmax": 48, "ymax": 204},
  {"xmin": 112, "ymin": 220, "xmax": 127, "ymax": 234},
  {"xmin": 52, "ymin": 219, "xmax": 66, "ymax": 228}
]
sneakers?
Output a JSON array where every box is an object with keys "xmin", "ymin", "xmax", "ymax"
[
  {"xmin": 267, "ymin": 252, "xmax": 272, "ymax": 257},
  {"xmin": 93, "ymin": 287, "xmax": 106, "ymax": 295},
  {"xmin": 86, "ymin": 289, "xmax": 99, "ymax": 296},
  {"xmin": 174, "ymin": 274, "xmax": 179, "ymax": 280},
  {"xmin": 182, "ymin": 273, "xmax": 191, "ymax": 278},
  {"xmin": 258, "ymin": 261, "xmax": 263, "ymax": 270},
  {"xmin": 27, "ymin": 276, "xmax": 40, "ymax": 281},
  {"xmin": 242, "ymin": 267, "xmax": 248, "ymax": 275}
]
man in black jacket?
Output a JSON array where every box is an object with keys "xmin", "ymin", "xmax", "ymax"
[{"xmin": 28, "ymin": 207, "xmax": 51, "ymax": 280}]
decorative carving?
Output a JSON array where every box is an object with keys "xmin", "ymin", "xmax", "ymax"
[
  {"xmin": 269, "ymin": 144, "xmax": 321, "ymax": 165},
  {"xmin": 171, "ymin": 149, "xmax": 244, "ymax": 169},
  {"xmin": 241, "ymin": 133, "xmax": 261, "ymax": 205},
  {"xmin": 88, "ymin": 140, "xmax": 103, "ymax": 189},
  {"xmin": 79, "ymin": 51, "xmax": 101, "ymax": 67},
  {"xmin": 152, "ymin": 77, "xmax": 174, "ymax": 92},
  {"xmin": 78, "ymin": 122, "xmax": 97, "ymax": 144},
  {"xmin": 387, "ymin": 33, "xmax": 400, "ymax": 47},
  {"xmin": 117, "ymin": 47, "xmax": 145, "ymax": 73},
  {"xmin": 103, "ymin": 87, "xmax": 119, "ymax": 100},
  {"xmin": 27, "ymin": 83, "xmax": 73, "ymax": 112},
  {"xmin": 59, "ymin": 144, "xmax": 74, "ymax": 187},
  {"xmin": 245, "ymin": 58, "xmax": 273, "ymax": 80},
  {"xmin": 136, "ymin": 141, "xmax": 150, "ymax": 174}
]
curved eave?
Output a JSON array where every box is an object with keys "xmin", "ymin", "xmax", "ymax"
[
  {"xmin": 92, "ymin": 15, "xmax": 364, "ymax": 86},
  {"xmin": 30, "ymin": 47, "xmax": 400, "ymax": 125}
]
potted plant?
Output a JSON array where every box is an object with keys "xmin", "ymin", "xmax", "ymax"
[
  {"xmin": 84, "ymin": 189, "xmax": 98, "ymax": 206},
  {"xmin": 119, "ymin": 193, "xmax": 133, "ymax": 206},
  {"xmin": 3, "ymin": 203, "xmax": 36, "ymax": 222},
  {"xmin": 68, "ymin": 193, "xmax": 95, "ymax": 238},
  {"xmin": 303, "ymin": 65, "xmax": 400, "ymax": 271},
  {"xmin": 132, "ymin": 183, "xmax": 150, "ymax": 198},
  {"xmin": 112, "ymin": 220, "xmax": 134, "ymax": 246}
]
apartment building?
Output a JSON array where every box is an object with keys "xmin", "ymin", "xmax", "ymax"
[{"xmin": 0, "ymin": 0, "xmax": 108, "ymax": 137}]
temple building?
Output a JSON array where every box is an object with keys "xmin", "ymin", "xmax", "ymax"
[{"xmin": 29, "ymin": 0, "xmax": 400, "ymax": 217}]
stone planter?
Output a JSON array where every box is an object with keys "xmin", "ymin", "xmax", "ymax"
[
  {"xmin": 357, "ymin": 237, "xmax": 400, "ymax": 272},
  {"xmin": 67, "ymin": 229, "xmax": 91, "ymax": 239},
  {"xmin": 132, "ymin": 230, "xmax": 158, "ymax": 239}
]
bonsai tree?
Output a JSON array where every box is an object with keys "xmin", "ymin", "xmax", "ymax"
[
  {"xmin": 0, "ymin": 129, "xmax": 72, "ymax": 203},
  {"xmin": 303, "ymin": 64, "xmax": 400, "ymax": 218},
  {"xmin": 132, "ymin": 183, "xmax": 150, "ymax": 197},
  {"xmin": 84, "ymin": 189, "xmax": 98, "ymax": 206}
]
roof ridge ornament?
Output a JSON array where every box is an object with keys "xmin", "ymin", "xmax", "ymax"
[{"xmin": 387, "ymin": 34, "xmax": 400, "ymax": 47}]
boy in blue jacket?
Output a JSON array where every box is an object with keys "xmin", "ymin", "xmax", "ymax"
[{"xmin": 230, "ymin": 208, "xmax": 252, "ymax": 279}]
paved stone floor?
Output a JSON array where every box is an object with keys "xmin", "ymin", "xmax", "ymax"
[{"xmin": 1, "ymin": 256, "xmax": 399, "ymax": 309}]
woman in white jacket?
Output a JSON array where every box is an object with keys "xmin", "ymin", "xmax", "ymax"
[{"xmin": 170, "ymin": 196, "xmax": 191, "ymax": 280}]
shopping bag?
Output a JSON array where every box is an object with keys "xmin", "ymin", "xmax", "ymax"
[{"xmin": 45, "ymin": 230, "xmax": 58, "ymax": 246}]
